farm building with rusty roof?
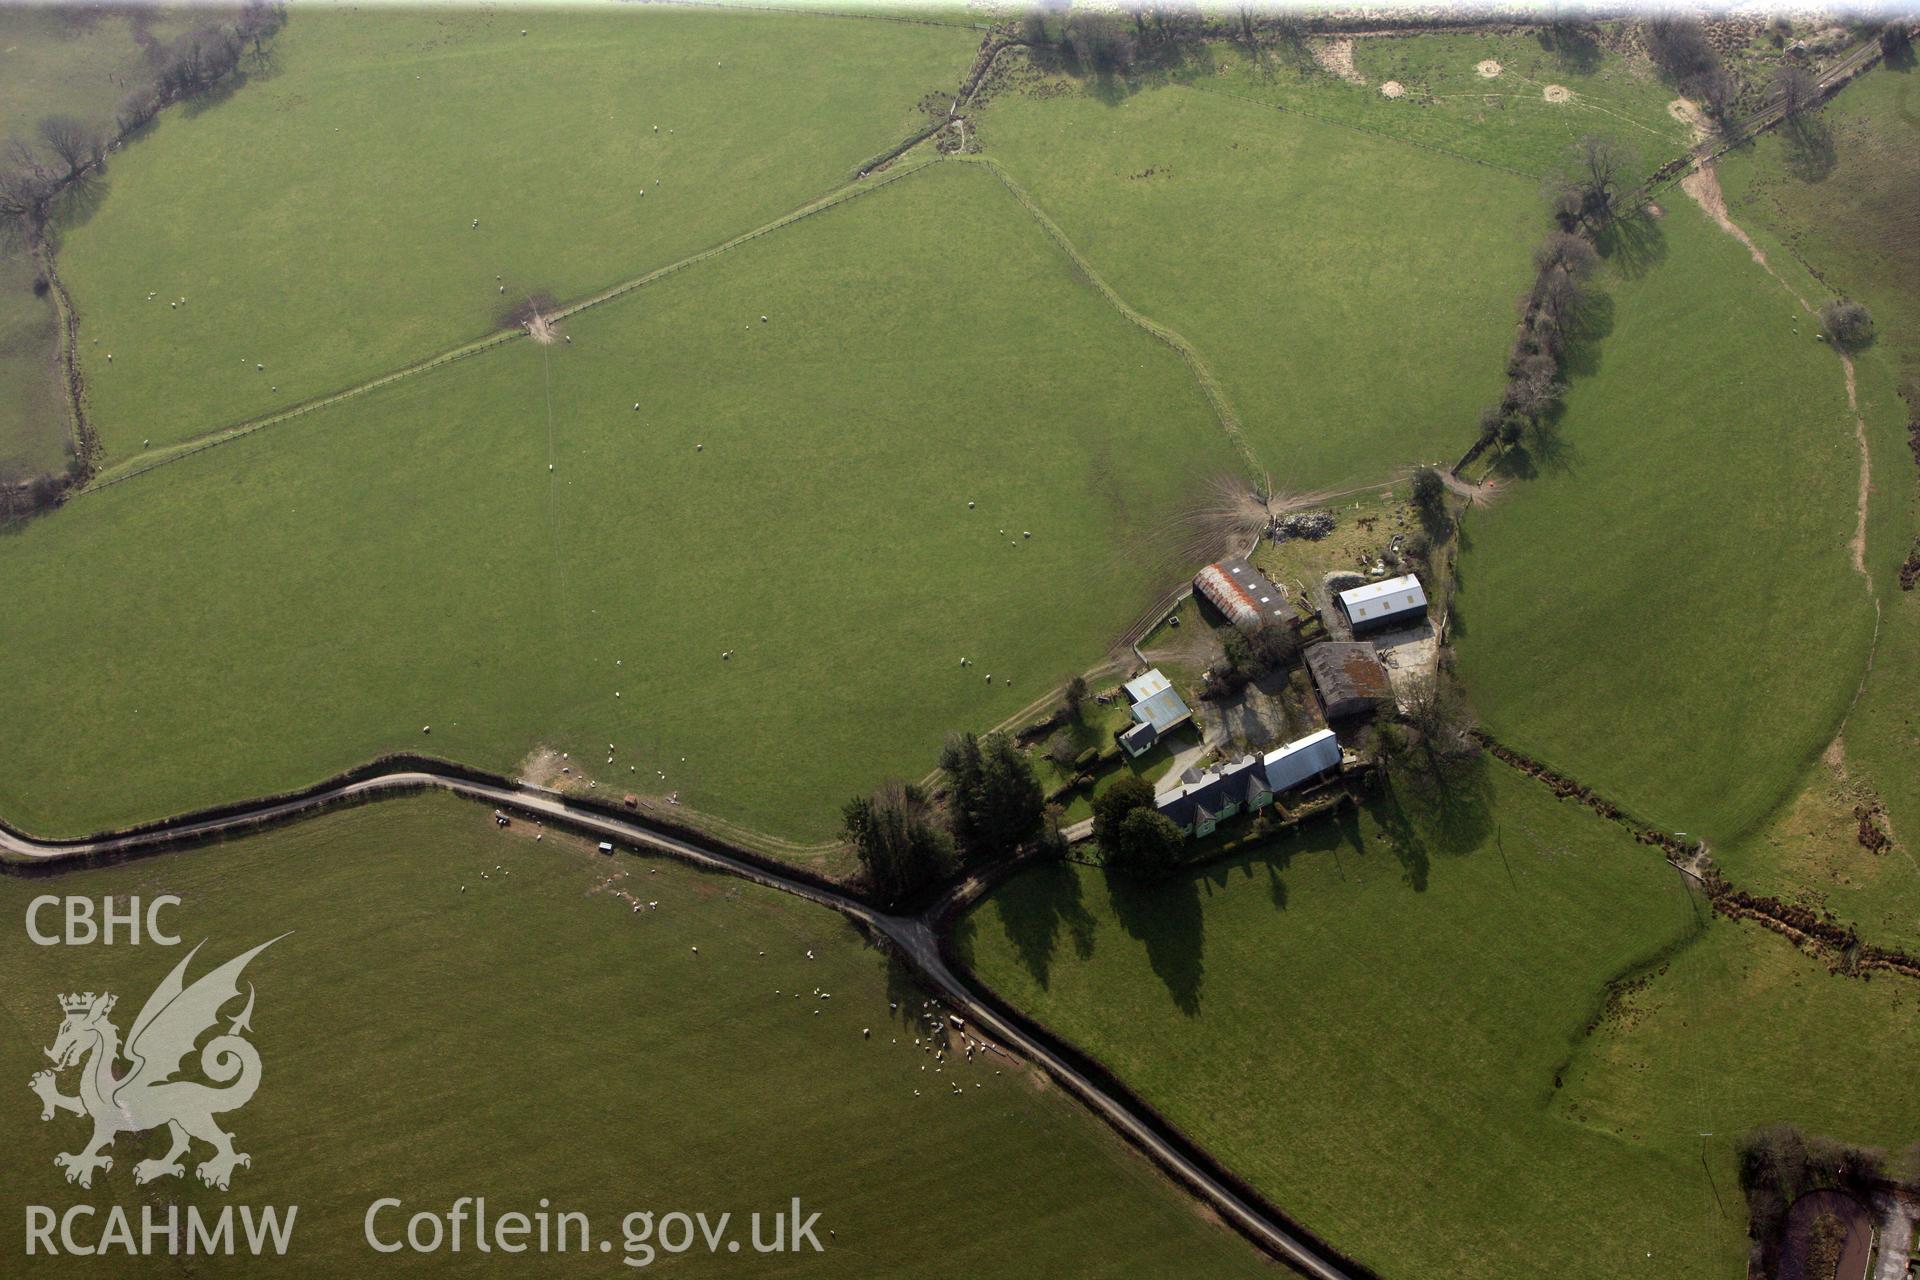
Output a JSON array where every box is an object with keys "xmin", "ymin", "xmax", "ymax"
[
  {"xmin": 1304, "ymin": 641, "xmax": 1392, "ymax": 720},
  {"xmin": 1193, "ymin": 557, "xmax": 1293, "ymax": 633}
]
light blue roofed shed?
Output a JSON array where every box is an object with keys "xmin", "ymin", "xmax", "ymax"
[{"xmin": 1120, "ymin": 668, "xmax": 1192, "ymax": 756}]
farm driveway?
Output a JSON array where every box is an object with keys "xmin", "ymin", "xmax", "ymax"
[{"xmin": 1876, "ymin": 1191, "xmax": 1916, "ymax": 1280}]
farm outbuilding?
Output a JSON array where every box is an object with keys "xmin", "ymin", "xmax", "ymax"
[
  {"xmin": 1337, "ymin": 573, "xmax": 1427, "ymax": 634},
  {"xmin": 1304, "ymin": 641, "xmax": 1392, "ymax": 720},
  {"xmin": 1120, "ymin": 668, "xmax": 1192, "ymax": 757},
  {"xmin": 1262, "ymin": 729, "xmax": 1342, "ymax": 793},
  {"xmin": 1194, "ymin": 558, "xmax": 1292, "ymax": 633}
]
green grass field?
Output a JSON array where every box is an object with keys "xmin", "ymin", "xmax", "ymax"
[
  {"xmin": 1703, "ymin": 64, "xmax": 1920, "ymax": 948},
  {"xmin": 1718, "ymin": 65, "xmax": 1920, "ymax": 395},
  {"xmin": 974, "ymin": 55, "xmax": 1539, "ymax": 490},
  {"xmin": 1451, "ymin": 195, "xmax": 1877, "ymax": 847},
  {"xmin": 0, "ymin": 5, "xmax": 200, "ymax": 479},
  {"xmin": 955, "ymin": 767, "xmax": 1920, "ymax": 1280},
  {"xmin": 1208, "ymin": 28, "xmax": 1688, "ymax": 180},
  {"xmin": 0, "ymin": 249, "xmax": 66, "ymax": 482},
  {"xmin": 55, "ymin": 4, "xmax": 980, "ymax": 460},
  {"xmin": 0, "ymin": 159, "xmax": 1237, "ymax": 849},
  {"xmin": 0, "ymin": 793, "xmax": 1272, "ymax": 1277}
]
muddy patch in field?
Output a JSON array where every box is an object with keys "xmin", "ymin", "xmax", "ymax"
[
  {"xmin": 1310, "ymin": 37, "xmax": 1364, "ymax": 84},
  {"xmin": 499, "ymin": 290, "xmax": 560, "ymax": 339}
]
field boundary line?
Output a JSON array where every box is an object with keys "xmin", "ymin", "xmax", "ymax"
[
  {"xmin": 79, "ymin": 159, "xmax": 945, "ymax": 497},
  {"xmin": 551, "ymin": 156, "xmax": 938, "ymax": 324},
  {"xmin": 961, "ymin": 153, "xmax": 1260, "ymax": 475},
  {"xmin": 86, "ymin": 327, "xmax": 528, "ymax": 494},
  {"xmin": 27, "ymin": 234, "xmax": 95, "ymax": 475},
  {"xmin": 1480, "ymin": 733, "xmax": 1920, "ymax": 984}
]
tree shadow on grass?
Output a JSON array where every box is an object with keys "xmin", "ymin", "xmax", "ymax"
[
  {"xmin": 985, "ymin": 861, "xmax": 1097, "ymax": 991},
  {"xmin": 1781, "ymin": 114, "xmax": 1838, "ymax": 183},
  {"xmin": 1491, "ymin": 442, "xmax": 1538, "ymax": 481},
  {"xmin": 1106, "ymin": 868, "xmax": 1204, "ymax": 1016},
  {"xmin": 1540, "ymin": 25, "xmax": 1603, "ymax": 75},
  {"xmin": 46, "ymin": 168, "xmax": 109, "ymax": 239},
  {"xmin": 1560, "ymin": 290, "xmax": 1616, "ymax": 380},
  {"xmin": 1373, "ymin": 756, "xmax": 1497, "ymax": 890},
  {"xmin": 1492, "ymin": 422, "xmax": 1579, "ymax": 482},
  {"xmin": 1594, "ymin": 204, "xmax": 1667, "ymax": 280},
  {"xmin": 179, "ymin": 59, "xmax": 282, "ymax": 120}
]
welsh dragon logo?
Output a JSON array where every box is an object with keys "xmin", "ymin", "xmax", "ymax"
[{"xmin": 29, "ymin": 936, "xmax": 284, "ymax": 1191}]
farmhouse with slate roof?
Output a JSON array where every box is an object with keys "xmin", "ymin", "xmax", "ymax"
[{"xmin": 1154, "ymin": 730, "xmax": 1344, "ymax": 838}]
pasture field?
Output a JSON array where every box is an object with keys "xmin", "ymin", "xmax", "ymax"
[
  {"xmin": 1214, "ymin": 28, "xmax": 1689, "ymax": 179},
  {"xmin": 0, "ymin": 250, "xmax": 65, "ymax": 482},
  {"xmin": 1718, "ymin": 65, "xmax": 1920, "ymax": 395},
  {"xmin": 954, "ymin": 767, "xmax": 1920, "ymax": 1280},
  {"xmin": 0, "ymin": 5, "xmax": 198, "ymax": 140},
  {"xmin": 1706, "ymin": 65, "xmax": 1920, "ymax": 949},
  {"xmin": 0, "ymin": 159, "xmax": 1237, "ymax": 849},
  {"xmin": 0, "ymin": 793, "xmax": 1273, "ymax": 1277},
  {"xmin": 55, "ymin": 3, "xmax": 980, "ymax": 459},
  {"xmin": 1450, "ymin": 195, "xmax": 1877, "ymax": 847},
  {"xmin": 973, "ymin": 58, "xmax": 1538, "ymax": 490},
  {"xmin": 0, "ymin": 5, "xmax": 200, "ymax": 478}
]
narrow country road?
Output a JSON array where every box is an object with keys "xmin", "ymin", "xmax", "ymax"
[{"xmin": 0, "ymin": 767, "xmax": 1366, "ymax": 1280}]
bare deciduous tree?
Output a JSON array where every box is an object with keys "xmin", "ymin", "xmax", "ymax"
[
  {"xmin": 1773, "ymin": 63, "xmax": 1816, "ymax": 119},
  {"xmin": 1546, "ymin": 134, "xmax": 1634, "ymax": 233},
  {"xmin": 37, "ymin": 115, "xmax": 103, "ymax": 181},
  {"xmin": 0, "ymin": 164, "xmax": 55, "ymax": 228},
  {"xmin": 1384, "ymin": 673, "xmax": 1480, "ymax": 789}
]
